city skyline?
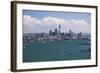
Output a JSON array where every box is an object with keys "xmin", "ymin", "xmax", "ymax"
[{"xmin": 23, "ymin": 10, "xmax": 91, "ymax": 33}]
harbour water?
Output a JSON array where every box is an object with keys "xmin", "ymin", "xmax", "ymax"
[{"xmin": 23, "ymin": 39, "xmax": 91, "ymax": 62}]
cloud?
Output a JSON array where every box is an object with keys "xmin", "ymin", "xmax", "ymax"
[
  {"xmin": 23, "ymin": 15, "xmax": 41, "ymax": 26},
  {"xmin": 42, "ymin": 16, "xmax": 66, "ymax": 26},
  {"xmin": 23, "ymin": 15, "xmax": 90, "ymax": 33},
  {"xmin": 23, "ymin": 15, "xmax": 42, "ymax": 33},
  {"xmin": 65, "ymin": 19, "xmax": 90, "ymax": 33}
]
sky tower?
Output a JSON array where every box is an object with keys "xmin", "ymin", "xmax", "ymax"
[
  {"xmin": 59, "ymin": 24, "xmax": 61, "ymax": 32},
  {"xmin": 58, "ymin": 24, "xmax": 61, "ymax": 39}
]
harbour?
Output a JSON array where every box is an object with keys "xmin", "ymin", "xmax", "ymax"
[{"xmin": 23, "ymin": 39, "xmax": 91, "ymax": 62}]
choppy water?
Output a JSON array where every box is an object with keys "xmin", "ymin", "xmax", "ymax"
[{"xmin": 23, "ymin": 39, "xmax": 91, "ymax": 62}]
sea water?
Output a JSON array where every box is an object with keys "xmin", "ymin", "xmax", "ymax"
[{"xmin": 23, "ymin": 39, "xmax": 91, "ymax": 62}]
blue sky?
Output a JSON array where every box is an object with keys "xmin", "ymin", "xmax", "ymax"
[
  {"xmin": 23, "ymin": 10, "xmax": 91, "ymax": 33},
  {"xmin": 23, "ymin": 10, "xmax": 91, "ymax": 24}
]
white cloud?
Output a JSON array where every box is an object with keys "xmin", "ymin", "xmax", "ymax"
[
  {"xmin": 23, "ymin": 15, "xmax": 42, "ymax": 33},
  {"xmin": 23, "ymin": 15, "xmax": 41, "ymax": 26},
  {"xmin": 23, "ymin": 15, "xmax": 90, "ymax": 33},
  {"xmin": 42, "ymin": 16, "xmax": 66, "ymax": 26},
  {"xmin": 65, "ymin": 19, "xmax": 90, "ymax": 33}
]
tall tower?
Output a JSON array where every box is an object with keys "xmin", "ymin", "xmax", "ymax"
[
  {"xmin": 58, "ymin": 24, "xmax": 61, "ymax": 39},
  {"xmin": 59, "ymin": 24, "xmax": 61, "ymax": 33}
]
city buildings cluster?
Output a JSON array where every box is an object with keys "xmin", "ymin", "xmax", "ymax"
[{"xmin": 23, "ymin": 25, "xmax": 90, "ymax": 43}]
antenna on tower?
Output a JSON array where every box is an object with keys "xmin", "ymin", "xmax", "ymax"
[
  {"xmin": 59, "ymin": 24, "xmax": 61, "ymax": 30},
  {"xmin": 58, "ymin": 24, "xmax": 61, "ymax": 40}
]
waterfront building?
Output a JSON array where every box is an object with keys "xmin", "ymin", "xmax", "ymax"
[{"xmin": 77, "ymin": 32, "xmax": 82, "ymax": 39}]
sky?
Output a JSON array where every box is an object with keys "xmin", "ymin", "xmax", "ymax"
[{"xmin": 22, "ymin": 10, "xmax": 91, "ymax": 33}]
